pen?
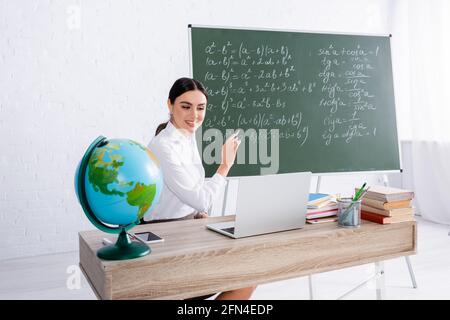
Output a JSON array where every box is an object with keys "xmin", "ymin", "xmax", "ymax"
[
  {"xmin": 355, "ymin": 186, "xmax": 370, "ymax": 201},
  {"xmin": 353, "ymin": 182, "xmax": 367, "ymax": 201}
]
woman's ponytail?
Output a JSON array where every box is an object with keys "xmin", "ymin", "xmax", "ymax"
[{"xmin": 155, "ymin": 121, "xmax": 169, "ymax": 136}]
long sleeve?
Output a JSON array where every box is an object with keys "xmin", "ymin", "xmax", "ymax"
[{"xmin": 152, "ymin": 142, "xmax": 226, "ymax": 213}]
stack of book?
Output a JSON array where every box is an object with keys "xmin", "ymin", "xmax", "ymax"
[
  {"xmin": 359, "ymin": 185, "xmax": 415, "ymax": 224},
  {"xmin": 306, "ymin": 193, "xmax": 338, "ymax": 224}
]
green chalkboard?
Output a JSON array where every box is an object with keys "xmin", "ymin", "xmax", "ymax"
[{"xmin": 190, "ymin": 26, "xmax": 400, "ymax": 177}]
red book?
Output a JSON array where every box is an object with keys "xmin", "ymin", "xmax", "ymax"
[{"xmin": 361, "ymin": 211, "xmax": 415, "ymax": 224}]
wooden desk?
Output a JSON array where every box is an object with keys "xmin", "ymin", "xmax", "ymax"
[{"xmin": 79, "ymin": 216, "xmax": 417, "ymax": 300}]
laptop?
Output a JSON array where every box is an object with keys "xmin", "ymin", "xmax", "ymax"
[{"xmin": 206, "ymin": 172, "xmax": 312, "ymax": 238}]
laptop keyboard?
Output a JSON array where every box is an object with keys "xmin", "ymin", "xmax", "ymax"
[{"xmin": 221, "ymin": 227, "xmax": 235, "ymax": 234}]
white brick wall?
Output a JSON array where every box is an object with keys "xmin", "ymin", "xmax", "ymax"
[{"xmin": 0, "ymin": 0, "xmax": 400, "ymax": 260}]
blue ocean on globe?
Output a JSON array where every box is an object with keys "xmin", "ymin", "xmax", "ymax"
[{"xmin": 80, "ymin": 139, "xmax": 163, "ymax": 226}]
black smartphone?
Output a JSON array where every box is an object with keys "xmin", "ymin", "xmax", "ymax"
[{"xmin": 133, "ymin": 231, "xmax": 164, "ymax": 244}]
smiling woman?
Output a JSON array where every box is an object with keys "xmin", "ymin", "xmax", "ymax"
[
  {"xmin": 146, "ymin": 77, "xmax": 241, "ymax": 221},
  {"xmin": 142, "ymin": 77, "xmax": 255, "ymax": 300}
]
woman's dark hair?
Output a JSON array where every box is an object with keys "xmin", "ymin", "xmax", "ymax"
[{"xmin": 155, "ymin": 77, "xmax": 208, "ymax": 136}]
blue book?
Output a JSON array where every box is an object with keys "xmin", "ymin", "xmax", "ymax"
[
  {"xmin": 308, "ymin": 193, "xmax": 330, "ymax": 202},
  {"xmin": 308, "ymin": 193, "xmax": 331, "ymax": 205}
]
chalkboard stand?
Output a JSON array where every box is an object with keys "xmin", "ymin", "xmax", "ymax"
[
  {"xmin": 307, "ymin": 175, "xmax": 322, "ymax": 300},
  {"xmin": 315, "ymin": 176, "xmax": 322, "ymax": 193},
  {"xmin": 220, "ymin": 180, "xmax": 230, "ymax": 217}
]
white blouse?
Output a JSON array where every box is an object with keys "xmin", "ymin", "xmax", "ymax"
[{"xmin": 143, "ymin": 121, "xmax": 226, "ymax": 221}]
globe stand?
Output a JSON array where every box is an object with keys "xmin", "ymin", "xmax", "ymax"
[{"xmin": 97, "ymin": 228, "xmax": 150, "ymax": 261}]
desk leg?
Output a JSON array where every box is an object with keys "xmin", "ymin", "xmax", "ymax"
[
  {"xmin": 375, "ymin": 261, "xmax": 385, "ymax": 300},
  {"xmin": 308, "ymin": 275, "xmax": 314, "ymax": 300},
  {"xmin": 405, "ymin": 256, "xmax": 418, "ymax": 288}
]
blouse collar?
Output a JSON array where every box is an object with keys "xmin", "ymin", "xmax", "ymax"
[{"xmin": 165, "ymin": 120, "xmax": 196, "ymax": 143}]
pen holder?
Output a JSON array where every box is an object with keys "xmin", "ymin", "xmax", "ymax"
[{"xmin": 337, "ymin": 198, "xmax": 361, "ymax": 228}]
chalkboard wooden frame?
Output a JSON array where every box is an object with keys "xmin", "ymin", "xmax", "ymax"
[{"xmin": 188, "ymin": 24, "xmax": 402, "ymax": 176}]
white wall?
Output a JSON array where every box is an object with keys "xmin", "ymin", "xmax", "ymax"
[{"xmin": 0, "ymin": 0, "xmax": 404, "ymax": 260}]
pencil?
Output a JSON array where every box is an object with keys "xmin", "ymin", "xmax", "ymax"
[
  {"xmin": 355, "ymin": 187, "xmax": 370, "ymax": 201},
  {"xmin": 353, "ymin": 182, "xmax": 367, "ymax": 201}
]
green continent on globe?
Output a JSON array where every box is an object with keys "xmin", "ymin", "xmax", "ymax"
[
  {"xmin": 88, "ymin": 142, "xmax": 157, "ymax": 221},
  {"xmin": 88, "ymin": 143, "xmax": 128, "ymax": 196},
  {"xmin": 126, "ymin": 183, "xmax": 157, "ymax": 220}
]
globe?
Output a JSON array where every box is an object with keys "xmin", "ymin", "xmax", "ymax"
[{"xmin": 75, "ymin": 136, "xmax": 163, "ymax": 260}]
